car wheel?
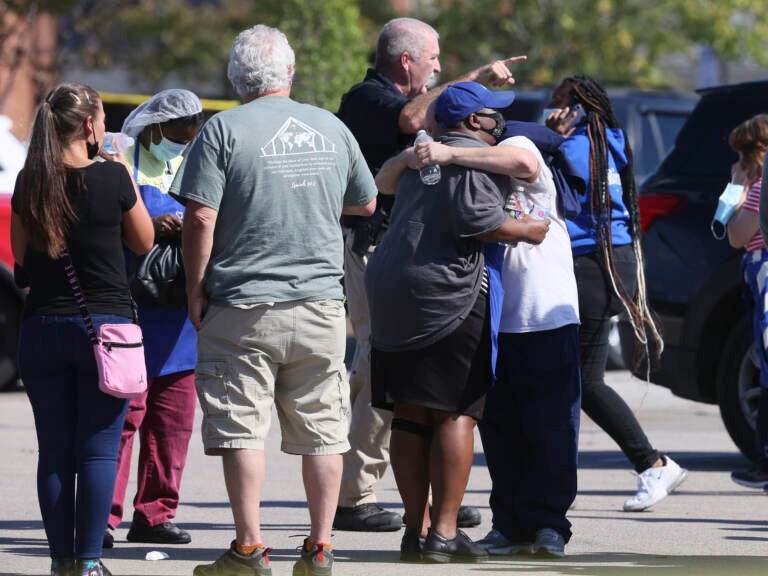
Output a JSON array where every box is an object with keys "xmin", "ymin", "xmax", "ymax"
[
  {"xmin": 716, "ymin": 317, "xmax": 760, "ymax": 462},
  {"xmin": 0, "ymin": 287, "xmax": 20, "ymax": 390}
]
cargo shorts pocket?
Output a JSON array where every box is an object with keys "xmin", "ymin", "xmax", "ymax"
[{"xmin": 195, "ymin": 360, "xmax": 232, "ymax": 419}]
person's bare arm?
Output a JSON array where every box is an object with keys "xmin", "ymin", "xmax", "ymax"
[
  {"xmin": 415, "ymin": 142, "xmax": 539, "ymax": 183},
  {"xmin": 183, "ymin": 200, "xmax": 217, "ymax": 330},
  {"xmin": 727, "ymin": 190, "xmax": 760, "ymax": 248},
  {"xmin": 475, "ymin": 213, "xmax": 550, "ymax": 244},
  {"xmin": 374, "ymin": 147, "xmax": 420, "ymax": 195},
  {"xmin": 398, "ymin": 56, "xmax": 527, "ymax": 134},
  {"xmin": 342, "ymin": 197, "xmax": 377, "ymax": 216}
]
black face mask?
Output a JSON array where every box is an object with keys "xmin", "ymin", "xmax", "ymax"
[
  {"xmin": 86, "ymin": 135, "xmax": 100, "ymax": 159},
  {"xmin": 475, "ymin": 111, "xmax": 506, "ymax": 142}
]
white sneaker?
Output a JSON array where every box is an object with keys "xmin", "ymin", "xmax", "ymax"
[
  {"xmin": 623, "ymin": 455, "xmax": 688, "ymax": 512},
  {"xmin": 475, "ymin": 529, "xmax": 533, "ymax": 555}
]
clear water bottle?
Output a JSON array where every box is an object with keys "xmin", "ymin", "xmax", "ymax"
[
  {"xmin": 414, "ymin": 129, "xmax": 441, "ymax": 185},
  {"xmin": 102, "ymin": 132, "xmax": 135, "ymax": 155}
]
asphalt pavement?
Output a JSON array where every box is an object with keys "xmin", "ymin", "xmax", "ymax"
[{"xmin": 1, "ymin": 370, "xmax": 767, "ymax": 576}]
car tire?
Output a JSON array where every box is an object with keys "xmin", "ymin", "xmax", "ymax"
[
  {"xmin": 0, "ymin": 287, "xmax": 20, "ymax": 390},
  {"xmin": 716, "ymin": 316, "xmax": 760, "ymax": 462}
]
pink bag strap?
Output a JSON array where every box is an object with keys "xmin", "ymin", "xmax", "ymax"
[{"xmin": 61, "ymin": 248, "xmax": 138, "ymax": 345}]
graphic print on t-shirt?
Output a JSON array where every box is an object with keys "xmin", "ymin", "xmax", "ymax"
[
  {"xmin": 260, "ymin": 117, "xmax": 339, "ymax": 187},
  {"xmin": 261, "ymin": 117, "xmax": 337, "ymax": 156}
]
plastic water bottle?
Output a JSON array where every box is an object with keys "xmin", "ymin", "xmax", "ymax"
[
  {"xmin": 414, "ymin": 130, "xmax": 441, "ymax": 185},
  {"xmin": 102, "ymin": 132, "xmax": 135, "ymax": 155}
]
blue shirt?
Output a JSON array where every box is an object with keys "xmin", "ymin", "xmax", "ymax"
[{"xmin": 562, "ymin": 125, "xmax": 633, "ymax": 256}]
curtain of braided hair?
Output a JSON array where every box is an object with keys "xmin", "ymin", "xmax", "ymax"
[{"xmin": 566, "ymin": 75, "xmax": 664, "ymax": 370}]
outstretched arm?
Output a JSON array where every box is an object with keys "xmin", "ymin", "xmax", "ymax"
[{"xmin": 398, "ymin": 56, "xmax": 527, "ymax": 134}]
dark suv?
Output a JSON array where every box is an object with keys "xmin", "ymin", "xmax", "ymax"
[{"xmin": 618, "ymin": 80, "xmax": 768, "ymax": 460}]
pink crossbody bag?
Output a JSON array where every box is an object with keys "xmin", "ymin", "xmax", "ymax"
[{"xmin": 63, "ymin": 250, "xmax": 147, "ymax": 398}]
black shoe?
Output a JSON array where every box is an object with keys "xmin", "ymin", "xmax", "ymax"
[
  {"xmin": 400, "ymin": 528, "xmax": 422, "ymax": 563},
  {"xmin": 731, "ymin": 468, "xmax": 768, "ymax": 489},
  {"xmin": 422, "ymin": 528, "xmax": 488, "ymax": 563},
  {"xmin": 402, "ymin": 505, "xmax": 482, "ymax": 528},
  {"xmin": 126, "ymin": 520, "xmax": 191, "ymax": 544},
  {"xmin": 102, "ymin": 529, "xmax": 114, "ymax": 549},
  {"xmin": 333, "ymin": 503, "xmax": 402, "ymax": 532},
  {"xmin": 457, "ymin": 505, "xmax": 482, "ymax": 528}
]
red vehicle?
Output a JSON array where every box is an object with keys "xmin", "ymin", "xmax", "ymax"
[{"xmin": 0, "ymin": 115, "xmax": 27, "ymax": 389}]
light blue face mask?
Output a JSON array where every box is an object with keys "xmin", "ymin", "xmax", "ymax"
[
  {"xmin": 149, "ymin": 125, "xmax": 188, "ymax": 162},
  {"xmin": 711, "ymin": 182, "xmax": 745, "ymax": 240}
]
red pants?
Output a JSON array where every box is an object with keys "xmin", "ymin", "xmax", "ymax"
[{"xmin": 109, "ymin": 370, "xmax": 196, "ymax": 528}]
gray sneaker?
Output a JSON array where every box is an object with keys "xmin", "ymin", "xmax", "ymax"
[
  {"xmin": 194, "ymin": 541, "xmax": 272, "ymax": 576},
  {"xmin": 731, "ymin": 468, "xmax": 768, "ymax": 489},
  {"xmin": 475, "ymin": 529, "xmax": 533, "ymax": 555},
  {"xmin": 293, "ymin": 538, "xmax": 333, "ymax": 576},
  {"xmin": 532, "ymin": 528, "xmax": 565, "ymax": 558}
]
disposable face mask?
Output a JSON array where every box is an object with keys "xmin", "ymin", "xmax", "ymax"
[
  {"xmin": 710, "ymin": 182, "xmax": 744, "ymax": 240},
  {"xmin": 149, "ymin": 125, "xmax": 188, "ymax": 162}
]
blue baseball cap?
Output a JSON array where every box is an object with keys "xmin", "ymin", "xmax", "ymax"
[{"xmin": 435, "ymin": 81, "xmax": 516, "ymax": 129}]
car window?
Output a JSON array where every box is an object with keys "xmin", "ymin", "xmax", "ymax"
[{"xmin": 636, "ymin": 111, "xmax": 689, "ymax": 179}]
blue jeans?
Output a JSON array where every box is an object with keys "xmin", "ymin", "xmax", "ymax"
[
  {"xmin": 19, "ymin": 314, "xmax": 131, "ymax": 560},
  {"xmin": 741, "ymin": 249, "xmax": 768, "ymax": 468}
]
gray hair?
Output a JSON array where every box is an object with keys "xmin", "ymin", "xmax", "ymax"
[
  {"xmin": 227, "ymin": 24, "xmax": 295, "ymax": 99},
  {"xmin": 374, "ymin": 17, "xmax": 439, "ymax": 70}
]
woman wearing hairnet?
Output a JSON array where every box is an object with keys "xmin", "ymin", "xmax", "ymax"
[{"xmin": 104, "ymin": 89, "xmax": 204, "ymax": 547}]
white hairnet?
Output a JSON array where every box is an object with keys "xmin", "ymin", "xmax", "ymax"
[{"xmin": 121, "ymin": 89, "xmax": 203, "ymax": 138}]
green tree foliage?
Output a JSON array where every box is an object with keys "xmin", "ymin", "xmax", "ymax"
[
  {"xmin": 71, "ymin": 0, "xmax": 369, "ymax": 110},
  {"xmin": 6, "ymin": 0, "xmax": 767, "ymax": 108},
  {"xmin": 414, "ymin": 0, "xmax": 768, "ymax": 88}
]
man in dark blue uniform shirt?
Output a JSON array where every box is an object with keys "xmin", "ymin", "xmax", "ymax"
[{"xmin": 335, "ymin": 15, "xmax": 526, "ymax": 532}]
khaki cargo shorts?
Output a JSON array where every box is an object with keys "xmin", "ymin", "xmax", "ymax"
[{"xmin": 195, "ymin": 300, "xmax": 350, "ymax": 456}]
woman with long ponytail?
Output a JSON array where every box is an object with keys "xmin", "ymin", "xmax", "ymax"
[
  {"xmin": 546, "ymin": 75, "xmax": 687, "ymax": 512},
  {"xmin": 11, "ymin": 83, "xmax": 153, "ymax": 576}
]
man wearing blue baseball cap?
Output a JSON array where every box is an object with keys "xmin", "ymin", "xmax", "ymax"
[
  {"xmin": 434, "ymin": 81, "xmax": 516, "ymax": 136},
  {"xmin": 365, "ymin": 81, "xmax": 549, "ymax": 563}
]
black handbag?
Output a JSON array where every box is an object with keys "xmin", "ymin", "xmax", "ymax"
[{"xmin": 129, "ymin": 238, "xmax": 187, "ymax": 308}]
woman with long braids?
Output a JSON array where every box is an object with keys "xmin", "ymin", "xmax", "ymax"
[
  {"xmin": 11, "ymin": 83, "xmax": 153, "ymax": 575},
  {"xmin": 546, "ymin": 75, "xmax": 688, "ymax": 511}
]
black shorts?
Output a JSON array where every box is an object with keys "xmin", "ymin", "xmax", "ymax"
[{"xmin": 371, "ymin": 290, "xmax": 491, "ymax": 420}]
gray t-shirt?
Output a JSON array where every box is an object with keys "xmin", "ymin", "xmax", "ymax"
[
  {"xmin": 365, "ymin": 132, "xmax": 509, "ymax": 351},
  {"xmin": 173, "ymin": 96, "xmax": 377, "ymax": 305}
]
